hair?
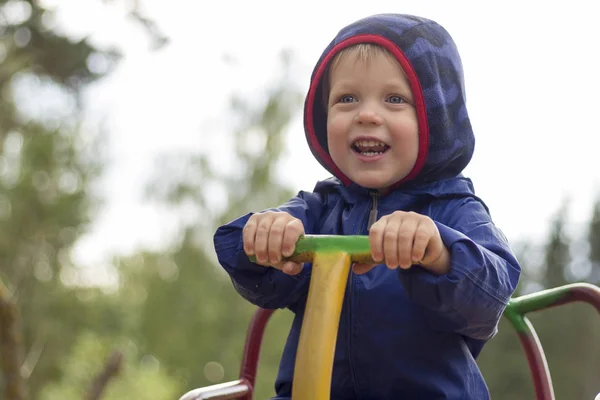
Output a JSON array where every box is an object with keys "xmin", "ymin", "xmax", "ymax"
[{"xmin": 321, "ymin": 43, "xmax": 400, "ymax": 108}]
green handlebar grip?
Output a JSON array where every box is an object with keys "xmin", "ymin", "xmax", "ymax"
[{"xmin": 247, "ymin": 234, "xmax": 374, "ymax": 264}]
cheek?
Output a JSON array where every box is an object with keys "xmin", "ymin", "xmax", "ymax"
[
  {"xmin": 326, "ymin": 116, "xmax": 345, "ymax": 146},
  {"xmin": 392, "ymin": 118, "xmax": 419, "ymax": 145},
  {"xmin": 327, "ymin": 114, "xmax": 344, "ymax": 137}
]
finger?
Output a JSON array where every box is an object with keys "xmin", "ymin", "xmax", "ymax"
[
  {"xmin": 282, "ymin": 219, "xmax": 305, "ymax": 257},
  {"xmin": 398, "ymin": 217, "xmax": 418, "ymax": 269},
  {"xmin": 382, "ymin": 217, "xmax": 402, "ymax": 268},
  {"xmin": 254, "ymin": 215, "xmax": 273, "ymax": 264},
  {"xmin": 243, "ymin": 215, "xmax": 258, "ymax": 256},
  {"xmin": 282, "ymin": 261, "xmax": 303, "ymax": 275},
  {"xmin": 267, "ymin": 217, "xmax": 287, "ymax": 265},
  {"xmin": 369, "ymin": 218, "xmax": 387, "ymax": 262},
  {"xmin": 352, "ymin": 263, "xmax": 377, "ymax": 275},
  {"xmin": 412, "ymin": 220, "xmax": 432, "ymax": 264}
]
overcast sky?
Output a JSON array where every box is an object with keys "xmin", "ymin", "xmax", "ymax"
[{"xmin": 33, "ymin": 0, "xmax": 600, "ymax": 268}]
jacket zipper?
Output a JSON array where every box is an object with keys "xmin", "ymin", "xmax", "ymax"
[
  {"xmin": 347, "ymin": 190, "xmax": 379, "ymax": 397},
  {"xmin": 367, "ymin": 191, "xmax": 379, "ymax": 230}
]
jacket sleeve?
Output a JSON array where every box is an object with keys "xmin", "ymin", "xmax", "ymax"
[
  {"xmin": 213, "ymin": 190, "xmax": 326, "ymax": 310},
  {"xmin": 397, "ymin": 197, "xmax": 521, "ymax": 340}
]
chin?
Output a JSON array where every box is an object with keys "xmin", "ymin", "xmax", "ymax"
[
  {"xmin": 351, "ymin": 172, "xmax": 408, "ymax": 191},
  {"xmin": 353, "ymin": 178, "xmax": 390, "ymax": 191}
]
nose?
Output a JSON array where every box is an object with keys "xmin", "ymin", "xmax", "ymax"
[{"xmin": 354, "ymin": 103, "xmax": 383, "ymax": 125}]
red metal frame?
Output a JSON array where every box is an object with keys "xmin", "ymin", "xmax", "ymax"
[
  {"xmin": 238, "ymin": 308, "xmax": 275, "ymax": 400},
  {"xmin": 506, "ymin": 283, "xmax": 600, "ymax": 400},
  {"xmin": 516, "ymin": 318, "xmax": 554, "ymax": 400},
  {"xmin": 180, "ymin": 283, "xmax": 600, "ymax": 399}
]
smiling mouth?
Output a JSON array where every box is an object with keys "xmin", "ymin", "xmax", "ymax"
[{"xmin": 352, "ymin": 139, "xmax": 390, "ymax": 156}]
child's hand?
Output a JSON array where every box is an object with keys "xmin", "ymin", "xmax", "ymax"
[
  {"xmin": 354, "ymin": 211, "xmax": 450, "ymax": 275},
  {"xmin": 243, "ymin": 211, "xmax": 305, "ymax": 275}
]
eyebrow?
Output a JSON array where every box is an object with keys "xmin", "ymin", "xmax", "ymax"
[
  {"xmin": 328, "ymin": 80, "xmax": 356, "ymax": 91},
  {"xmin": 381, "ymin": 79, "xmax": 411, "ymax": 91}
]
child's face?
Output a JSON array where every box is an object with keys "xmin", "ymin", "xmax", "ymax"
[{"xmin": 326, "ymin": 51, "xmax": 419, "ymax": 191}]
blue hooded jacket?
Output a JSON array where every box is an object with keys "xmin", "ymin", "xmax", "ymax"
[{"xmin": 214, "ymin": 14, "xmax": 521, "ymax": 399}]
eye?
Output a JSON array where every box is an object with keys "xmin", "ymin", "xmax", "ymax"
[
  {"xmin": 339, "ymin": 95, "xmax": 356, "ymax": 104},
  {"xmin": 386, "ymin": 95, "xmax": 406, "ymax": 104}
]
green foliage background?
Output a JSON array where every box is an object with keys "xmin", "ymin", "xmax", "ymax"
[{"xmin": 0, "ymin": 2, "xmax": 598, "ymax": 399}]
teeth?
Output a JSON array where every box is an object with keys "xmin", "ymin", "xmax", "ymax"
[
  {"xmin": 361, "ymin": 151, "xmax": 383, "ymax": 156},
  {"xmin": 354, "ymin": 140, "xmax": 386, "ymax": 147}
]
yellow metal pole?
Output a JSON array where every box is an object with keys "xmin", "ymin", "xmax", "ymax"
[{"xmin": 291, "ymin": 251, "xmax": 351, "ymax": 400}]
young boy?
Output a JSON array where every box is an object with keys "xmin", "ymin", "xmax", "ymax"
[{"xmin": 214, "ymin": 13, "xmax": 521, "ymax": 399}]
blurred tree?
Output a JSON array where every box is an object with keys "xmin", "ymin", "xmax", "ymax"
[
  {"xmin": 587, "ymin": 199, "xmax": 600, "ymax": 285},
  {"xmin": 1, "ymin": 1, "xmax": 111, "ymax": 396},
  {"xmin": 580, "ymin": 198, "xmax": 600, "ymax": 396},
  {"xmin": 530, "ymin": 202, "xmax": 600, "ymax": 400},
  {"xmin": 101, "ymin": 0, "xmax": 169, "ymax": 50},
  {"xmin": 0, "ymin": 0, "xmax": 165, "ymax": 398},
  {"xmin": 38, "ymin": 331, "xmax": 180, "ymax": 400},
  {"xmin": 2, "ymin": 1, "xmax": 301, "ymax": 397},
  {"xmin": 1, "ymin": 277, "xmax": 27, "ymax": 400},
  {"xmin": 540, "ymin": 202, "xmax": 570, "ymax": 289},
  {"xmin": 127, "ymin": 50, "xmax": 303, "ymax": 400}
]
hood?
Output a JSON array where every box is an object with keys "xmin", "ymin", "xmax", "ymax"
[{"xmin": 304, "ymin": 13, "xmax": 475, "ymax": 188}]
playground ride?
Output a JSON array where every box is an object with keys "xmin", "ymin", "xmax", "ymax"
[{"xmin": 179, "ymin": 235, "xmax": 600, "ymax": 400}]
